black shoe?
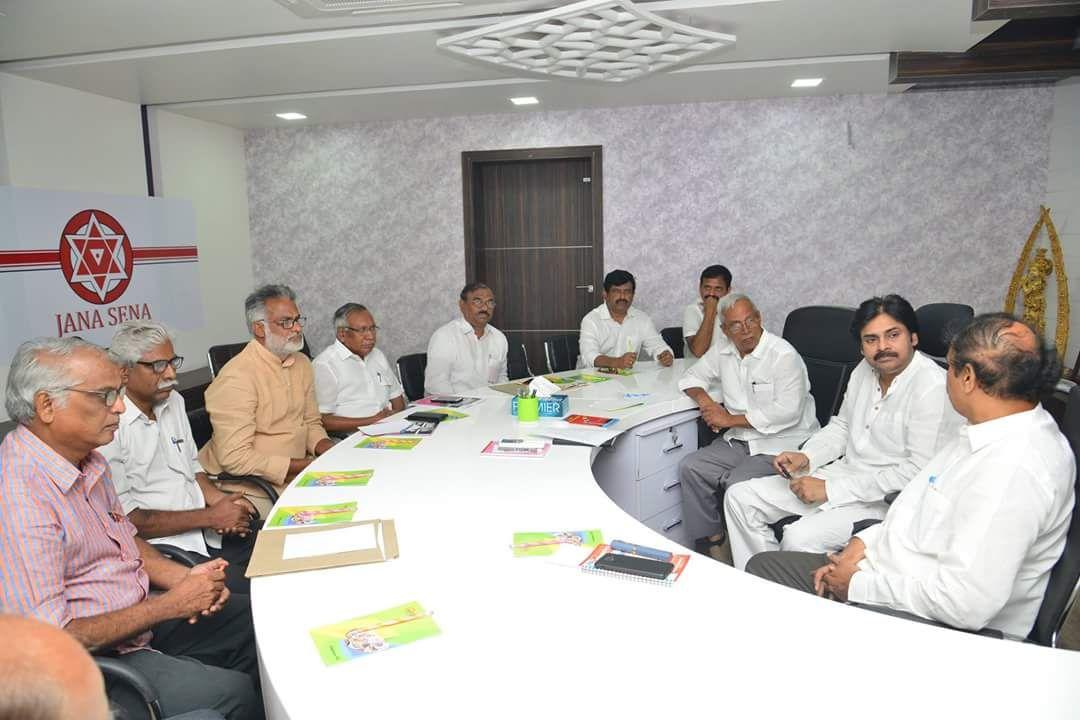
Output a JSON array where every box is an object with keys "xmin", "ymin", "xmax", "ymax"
[{"xmin": 694, "ymin": 532, "xmax": 726, "ymax": 555}]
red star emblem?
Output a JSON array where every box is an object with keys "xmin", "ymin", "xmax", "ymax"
[{"xmin": 58, "ymin": 209, "xmax": 134, "ymax": 305}]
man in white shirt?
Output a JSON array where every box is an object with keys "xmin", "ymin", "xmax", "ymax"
[
  {"xmin": 683, "ymin": 264, "xmax": 732, "ymax": 359},
  {"xmin": 579, "ymin": 269, "xmax": 673, "ymax": 370},
  {"xmin": 748, "ymin": 314, "xmax": 1074, "ymax": 637},
  {"xmin": 100, "ymin": 321, "xmax": 257, "ymax": 593},
  {"xmin": 725, "ymin": 295, "xmax": 961, "ymax": 570},
  {"xmin": 425, "ymin": 282, "xmax": 509, "ymax": 394},
  {"xmin": 677, "ymin": 294, "xmax": 819, "ymax": 556},
  {"xmin": 314, "ymin": 303, "xmax": 405, "ymax": 434}
]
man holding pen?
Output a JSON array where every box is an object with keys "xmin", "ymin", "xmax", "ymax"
[{"xmin": 578, "ymin": 269, "xmax": 674, "ymax": 370}]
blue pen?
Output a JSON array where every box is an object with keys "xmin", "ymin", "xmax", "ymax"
[
  {"xmin": 928, "ymin": 475, "xmax": 937, "ymax": 487},
  {"xmin": 611, "ymin": 539, "xmax": 673, "ymax": 562}
]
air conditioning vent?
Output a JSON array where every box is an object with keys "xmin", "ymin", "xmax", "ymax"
[{"xmin": 273, "ymin": 0, "xmax": 463, "ymax": 17}]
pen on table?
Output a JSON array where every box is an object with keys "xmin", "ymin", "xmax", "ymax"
[
  {"xmin": 610, "ymin": 539, "xmax": 673, "ymax": 562},
  {"xmin": 609, "ymin": 402, "xmax": 645, "ymax": 412}
]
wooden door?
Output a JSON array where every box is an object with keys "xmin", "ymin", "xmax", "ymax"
[{"xmin": 463, "ymin": 146, "xmax": 603, "ymax": 376}]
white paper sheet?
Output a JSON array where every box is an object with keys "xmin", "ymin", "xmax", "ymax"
[
  {"xmin": 360, "ymin": 419, "xmax": 412, "ymax": 436},
  {"xmin": 281, "ymin": 524, "xmax": 379, "ymax": 560}
]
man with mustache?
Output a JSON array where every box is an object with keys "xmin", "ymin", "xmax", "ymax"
[
  {"xmin": 579, "ymin": 269, "xmax": 674, "ymax": 370},
  {"xmin": 314, "ymin": 303, "xmax": 405, "ymax": 433},
  {"xmin": 683, "ymin": 264, "xmax": 732, "ymax": 359},
  {"xmin": 99, "ymin": 321, "xmax": 257, "ymax": 593},
  {"xmin": 425, "ymin": 283, "xmax": 508, "ymax": 395},
  {"xmin": 199, "ymin": 285, "xmax": 333, "ymax": 505},
  {"xmin": 725, "ymin": 295, "xmax": 961, "ymax": 570}
]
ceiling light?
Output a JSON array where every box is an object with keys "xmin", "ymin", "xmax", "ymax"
[
  {"xmin": 510, "ymin": 96, "xmax": 540, "ymax": 106},
  {"xmin": 791, "ymin": 78, "xmax": 823, "ymax": 88},
  {"xmin": 275, "ymin": 112, "xmax": 308, "ymax": 120}
]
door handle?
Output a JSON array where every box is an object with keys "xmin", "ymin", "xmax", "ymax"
[
  {"xmin": 662, "ymin": 443, "xmax": 685, "ymax": 454},
  {"xmin": 575, "ymin": 284, "xmax": 594, "ymax": 293},
  {"xmin": 662, "ymin": 518, "xmax": 683, "ymax": 532},
  {"xmin": 662, "ymin": 480, "xmax": 681, "ymax": 492}
]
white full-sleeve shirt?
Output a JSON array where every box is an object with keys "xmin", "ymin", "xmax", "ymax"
[
  {"xmin": 678, "ymin": 329, "xmax": 819, "ymax": 455},
  {"xmin": 801, "ymin": 351, "xmax": 963, "ymax": 508},
  {"xmin": 682, "ymin": 299, "xmax": 727, "ymax": 358},
  {"xmin": 578, "ymin": 303, "xmax": 672, "ymax": 368},
  {"xmin": 313, "ymin": 341, "xmax": 403, "ymax": 417},
  {"xmin": 97, "ymin": 390, "xmax": 215, "ymax": 555},
  {"xmin": 424, "ymin": 317, "xmax": 509, "ymax": 395},
  {"xmin": 848, "ymin": 405, "xmax": 1075, "ymax": 637}
]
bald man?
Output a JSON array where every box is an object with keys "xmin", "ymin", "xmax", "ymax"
[{"xmin": 747, "ymin": 313, "xmax": 1075, "ymax": 637}]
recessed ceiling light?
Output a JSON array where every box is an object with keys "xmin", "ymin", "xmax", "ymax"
[
  {"xmin": 510, "ymin": 96, "xmax": 540, "ymax": 106},
  {"xmin": 791, "ymin": 78, "xmax": 823, "ymax": 88},
  {"xmin": 275, "ymin": 112, "xmax": 308, "ymax": 120}
]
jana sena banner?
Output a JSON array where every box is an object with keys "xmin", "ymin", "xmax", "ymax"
[{"xmin": 0, "ymin": 186, "xmax": 203, "ymax": 360}]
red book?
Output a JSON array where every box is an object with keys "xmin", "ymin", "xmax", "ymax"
[{"xmin": 564, "ymin": 414, "xmax": 618, "ymax": 428}]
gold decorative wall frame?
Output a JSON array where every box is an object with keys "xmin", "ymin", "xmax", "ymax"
[{"xmin": 1005, "ymin": 205, "xmax": 1070, "ymax": 363}]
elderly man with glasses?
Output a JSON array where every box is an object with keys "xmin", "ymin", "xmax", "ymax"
[
  {"xmin": 99, "ymin": 321, "xmax": 258, "ymax": 593},
  {"xmin": 198, "ymin": 284, "xmax": 333, "ymax": 502},
  {"xmin": 425, "ymin": 282, "xmax": 508, "ymax": 395},
  {"xmin": 0, "ymin": 337, "xmax": 263, "ymax": 720},
  {"xmin": 313, "ymin": 303, "xmax": 405, "ymax": 434}
]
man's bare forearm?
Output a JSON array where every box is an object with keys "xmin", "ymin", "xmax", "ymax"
[
  {"xmin": 66, "ymin": 595, "xmax": 175, "ymax": 653},
  {"xmin": 136, "ymin": 537, "xmax": 190, "ymax": 590},
  {"xmin": 128, "ymin": 507, "xmax": 209, "ymax": 540}
]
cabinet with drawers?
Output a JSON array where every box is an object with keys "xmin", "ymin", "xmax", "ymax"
[{"xmin": 591, "ymin": 409, "xmax": 700, "ymax": 549}]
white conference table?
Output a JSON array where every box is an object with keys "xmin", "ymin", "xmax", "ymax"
[{"xmin": 251, "ymin": 360, "xmax": 1080, "ymax": 719}]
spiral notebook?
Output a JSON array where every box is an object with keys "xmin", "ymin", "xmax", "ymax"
[{"xmin": 578, "ymin": 543, "xmax": 690, "ymax": 586}]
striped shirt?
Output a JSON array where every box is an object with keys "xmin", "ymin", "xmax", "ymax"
[{"xmin": 0, "ymin": 425, "xmax": 151, "ymax": 651}]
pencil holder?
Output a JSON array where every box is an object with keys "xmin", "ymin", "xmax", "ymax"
[{"xmin": 515, "ymin": 396, "xmax": 540, "ymax": 422}]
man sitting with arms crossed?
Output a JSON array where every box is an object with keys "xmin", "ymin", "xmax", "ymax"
[
  {"xmin": 725, "ymin": 294, "xmax": 960, "ymax": 570},
  {"xmin": 748, "ymin": 314, "xmax": 1074, "ymax": 637},
  {"xmin": 425, "ymin": 282, "xmax": 508, "ymax": 395},
  {"xmin": 100, "ymin": 321, "xmax": 257, "ymax": 594},
  {"xmin": 677, "ymin": 293, "xmax": 819, "ymax": 558},
  {"xmin": 0, "ymin": 338, "xmax": 261, "ymax": 720},
  {"xmin": 199, "ymin": 284, "xmax": 333, "ymax": 511},
  {"xmin": 579, "ymin": 269, "xmax": 673, "ymax": 371},
  {"xmin": 314, "ymin": 303, "xmax": 405, "ymax": 434},
  {"xmin": 683, "ymin": 264, "xmax": 732, "ymax": 359}
]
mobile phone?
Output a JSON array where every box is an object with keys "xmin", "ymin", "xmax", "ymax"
[
  {"xmin": 778, "ymin": 462, "xmax": 792, "ymax": 480},
  {"xmin": 406, "ymin": 411, "xmax": 445, "ymax": 423},
  {"xmin": 594, "ymin": 552, "xmax": 673, "ymax": 580},
  {"xmin": 429, "ymin": 396, "xmax": 464, "ymax": 405}
]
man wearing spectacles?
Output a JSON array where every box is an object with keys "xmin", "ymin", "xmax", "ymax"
[
  {"xmin": 425, "ymin": 282, "xmax": 508, "ymax": 395},
  {"xmin": 100, "ymin": 321, "xmax": 258, "ymax": 594},
  {"xmin": 314, "ymin": 303, "xmax": 405, "ymax": 433},
  {"xmin": 579, "ymin": 269, "xmax": 674, "ymax": 371},
  {"xmin": 199, "ymin": 284, "xmax": 333, "ymax": 501},
  {"xmin": 0, "ymin": 337, "xmax": 263, "ymax": 719},
  {"xmin": 677, "ymin": 294, "xmax": 820, "ymax": 559}
]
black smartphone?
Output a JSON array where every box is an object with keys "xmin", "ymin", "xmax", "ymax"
[
  {"xmin": 428, "ymin": 396, "xmax": 464, "ymax": 405},
  {"xmin": 406, "ymin": 411, "xmax": 446, "ymax": 423},
  {"xmin": 594, "ymin": 552, "xmax": 673, "ymax": 580}
]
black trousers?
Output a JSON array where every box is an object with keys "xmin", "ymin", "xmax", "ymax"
[{"xmin": 745, "ymin": 550, "xmax": 829, "ymax": 594}]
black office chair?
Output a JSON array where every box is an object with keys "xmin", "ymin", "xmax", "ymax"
[
  {"xmin": 853, "ymin": 385, "xmax": 1080, "ymax": 647},
  {"xmin": 186, "ymin": 407, "xmax": 279, "ymax": 506},
  {"xmin": 916, "ymin": 303, "xmax": 974, "ymax": 365},
  {"xmin": 660, "ymin": 327, "xmax": 685, "ymax": 359},
  {"xmin": 507, "ymin": 342, "xmax": 532, "ymax": 381},
  {"xmin": 397, "ymin": 353, "xmax": 427, "ymax": 401},
  {"xmin": 207, "ymin": 339, "xmax": 311, "ymax": 378},
  {"xmin": 544, "ymin": 334, "xmax": 579, "ymax": 373},
  {"xmin": 781, "ymin": 306, "xmax": 862, "ymax": 427}
]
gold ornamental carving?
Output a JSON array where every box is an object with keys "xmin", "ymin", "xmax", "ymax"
[{"xmin": 1005, "ymin": 205, "xmax": 1069, "ymax": 362}]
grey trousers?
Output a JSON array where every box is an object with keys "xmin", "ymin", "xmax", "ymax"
[
  {"xmin": 745, "ymin": 551, "xmax": 829, "ymax": 595},
  {"xmin": 677, "ymin": 438, "xmax": 777, "ymax": 541}
]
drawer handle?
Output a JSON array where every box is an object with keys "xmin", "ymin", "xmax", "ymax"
[
  {"xmin": 662, "ymin": 518, "xmax": 683, "ymax": 532},
  {"xmin": 662, "ymin": 443, "xmax": 684, "ymax": 454},
  {"xmin": 662, "ymin": 480, "xmax": 681, "ymax": 492}
]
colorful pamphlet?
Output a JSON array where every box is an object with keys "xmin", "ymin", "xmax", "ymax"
[
  {"xmin": 481, "ymin": 438, "xmax": 551, "ymax": 458},
  {"xmin": 565, "ymin": 413, "xmax": 618, "ymax": 428},
  {"xmin": 356, "ymin": 437, "xmax": 422, "ymax": 451},
  {"xmin": 295, "ymin": 469, "xmax": 374, "ymax": 488},
  {"xmin": 310, "ymin": 601, "xmax": 440, "ymax": 666},
  {"xmin": 268, "ymin": 501, "xmax": 358, "ymax": 528},
  {"xmin": 545, "ymin": 373, "xmax": 611, "ymax": 387},
  {"xmin": 579, "ymin": 543, "xmax": 690, "ymax": 586},
  {"xmin": 593, "ymin": 367, "xmax": 634, "ymax": 376},
  {"xmin": 423, "ymin": 407, "xmax": 468, "ymax": 421},
  {"xmin": 511, "ymin": 529, "xmax": 604, "ymax": 558}
]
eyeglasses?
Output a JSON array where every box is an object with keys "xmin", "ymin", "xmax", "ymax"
[
  {"xmin": 344, "ymin": 325, "xmax": 379, "ymax": 335},
  {"xmin": 135, "ymin": 356, "xmax": 184, "ymax": 374},
  {"xmin": 265, "ymin": 316, "xmax": 307, "ymax": 329},
  {"xmin": 724, "ymin": 316, "xmax": 761, "ymax": 334},
  {"xmin": 468, "ymin": 299, "xmax": 496, "ymax": 309},
  {"xmin": 63, "ymin": 385, "xmax": 126, "ymax": 406}
]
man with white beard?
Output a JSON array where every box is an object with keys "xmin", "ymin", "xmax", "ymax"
[
  {"xmin": 100, "ymin": 321, "xmax": 258, "ymax": 593},
  {"xmin": 199, "ymin": 285, "xmax": 333, "ymax": 503}
]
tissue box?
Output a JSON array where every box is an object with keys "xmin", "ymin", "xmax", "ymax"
[{"xmin": 511, "ymin": 394, "xmax": 569, "ymax": 418}]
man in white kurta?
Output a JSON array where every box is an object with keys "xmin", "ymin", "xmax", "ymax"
[
  {"xmin": 748, "ymin": 314, "xmax": 1074, "ymax": 637},
  {"xmin": 578, "ymin": 269, "xmax": 673, "ymax": 370},
  {"xmin": 425, "ymin": 282, "xmax": 509, "ymax": 395},
  {"xmin": 314, "ymin": 303, "xmax": 405, "ymax": 434},
  {"xmin": 677, "ymin": 294, "xmax": 819, "ymax": 554},
  {"xmin": 725, "ymin": 295, "xmax": 961, "ymax": 570},
  {"xmin": 682, "ymin": 264, "xmax": 732, "ymax": 359}
]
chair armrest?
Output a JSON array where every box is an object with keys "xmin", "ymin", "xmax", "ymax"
[
  {"xmin": 152, "ymin": 543, "xmax": 201, "ymax": 568},
  {"xmin": 848, "ymin": 602, "xmax": 1005, "ymax": 639},
  {"xmin": 215, "ymin": 473, "xmax": 279, "ymax": 505},
  {"xmin": 95, "ymin": 656, "xmax": 164, "ymax": 720},
  {"xmin": 884, "ymin": 491, "xmax": 900, "ymax": 505},
  {"xmin": 851, "ymin": 519, "xmax": 882, "ymax": 535}
]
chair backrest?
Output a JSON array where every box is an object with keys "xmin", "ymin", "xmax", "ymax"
[
  {"xmin": 781, "ymin": 306, "xmax": 861, "ymax": 427},
  {"xmin": 207, "ymin": 342, "xmax": 248, "ymax": 379},
  {"xmin": 660, "ymin": 326, "xmax": 685, "ymax": 360},
  {"xmin": 397, "ymin": 352, "xmax": 428, "ymax": 401},
  {"xmin": 916, "ymin": 303, "xmax": 974, "ymax": 359},
  {"xmin": 187, "ymin": 406, "xmax": 213, "ymax": 450},
  {"xmin": 1029, "ymin": 384, "xmax": 1080, "ymax": 646},
  {"xmin": 507, "ymin": 342, "xmax": 532, "ymax": 380},
  {"xmin": 544, "ymin": 334, "xmax": 579, "ymax": 373}
]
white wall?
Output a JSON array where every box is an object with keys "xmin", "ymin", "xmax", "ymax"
[
  {"xmin": 1047, "ymin": 77, "xmax": 1080, "ymax": 369},
  {"xmin": 0, "ymin": 73, "xmax": 253, "ymax": 421}
]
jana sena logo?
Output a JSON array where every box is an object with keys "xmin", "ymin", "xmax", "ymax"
[{"xmin": 58, "ymin": 209, "xmax": 134, "ymax": 305}]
